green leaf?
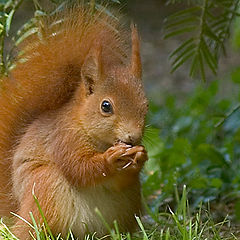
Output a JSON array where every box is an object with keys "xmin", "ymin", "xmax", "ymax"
[
  {"xmin": 34, "ymin": 9, "xmax": 47, "ymax": 18},
  {"xmin": 172, "ymin": 116, "xmax": 192, "ymax": 133},
  {"xmin": 50, "ymin": 1, "xmax": 67, "ymax": 16},
  {"xmin": 198, "ymin": 50, "xmax": 206, "ymax": 82},
  {"xmin": 165, "ymin": 16, "xmax": 198, "ymax": 30},
  {"xmin": 169, "ymin": 37, "xmax": 195, "ymax": 59},
  {"xmin": 190, "ymin": 176, "xmax": 208, "ymax": 189},
  {"xmin": 204, "ymin": 23, "xmax": 222, "ymax": 43},
  {"xmin": 0, "ymin": 23, "xmax": 4, "ymax": 34},
  {"xmin": 5, "ymin": 9, "xmax": 14, "ymax": 36},
  {"xmin": 200, "ymin": 39, "xmax": 217, "ymax": 75},
  {"xmin": 142, "ymin": 171, "xmax": 162, "ymax": 196},
  {"xmin": 3, "ymin": 0, "xmax": 13, "ymax": 10},
  {"xmin": 33, "ymin": 0, "xmax": 43, "ymax": 11},
  {"xmin": 232, "ymin": 14, "xmax": 240, "ymax": 49},
  {"xmin": 110, "ymin": 0, "xmax": 120, "ymax": 3},
  {"xmin": 210, "ymin": 17, "xmax": 229, "ymax": 30},
  {"xmin": 171, "ymin": 49, "xmax": 195, "ymax": 73},
  {"xmin": 195, "ymin": 144, "xmax": 226, "ymax": 166},
  {"xmin": 164, "ymin": 26, "xmax": 196, "ymax": 39},
  {"xmin": 15, "ymin": 18, "xmax": 36, "ymax": 37},
  {"xmin": 15, "ymin": 27, "xmax": 38, "ymax": 46},
  {"xmin": 173, "ymin": 138, "xmax": 191, "ymax": 156},
  {"xmin": 95, "ymin": 4, "xmax": 118, "ymax": 20},
  {"xmin": 167, "ymin": 6, "xmax": 201, "ymax": 21},
  {"xmin": 231, "ymin": 67, "xmax": 240, "ymax": 84},
  {"xmin": 210, "ymin": 178, "xmax": 223, "ymax": 188},
  {"xmin": 189, "ymin": 52, "xmax": 199, "ymax": 77},
  {"xmin": 171, "ymin": 43, "xmax": 196, "ymax": 71}
]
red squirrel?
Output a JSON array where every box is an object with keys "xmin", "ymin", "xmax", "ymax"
[{"xmin": 0, "ymin": 4, "xmax": 148, "ymax": 239}]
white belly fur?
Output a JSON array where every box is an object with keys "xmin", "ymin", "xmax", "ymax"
[{"xmin": 57, "ymin": 178, "xmax": 141, "ymax": 238}]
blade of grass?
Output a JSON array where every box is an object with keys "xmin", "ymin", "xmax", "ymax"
[
  {"xmin": 95, "ymin": 208, "xmax": 112, "ymax": 234},
  {"xmin": 29, "ymin": 212, "xmax": 41, "ymax": 240},
  {"xmin": 32, "ymin": 184, "xmax": 55, "ymax": 239},
  {"xmin": 135, "ymin": 215, "xmax": 148, "ymax": 240}
]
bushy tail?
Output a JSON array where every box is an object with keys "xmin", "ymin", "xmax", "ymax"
[{"xmin": 0, "ymin": 5, "xmax": 128, "ymax": 216}]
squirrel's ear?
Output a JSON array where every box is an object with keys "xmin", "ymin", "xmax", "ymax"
[
  {"xmin": 81, "ymin": 46, "xmax": 102, "ymax": 95},
  {"xmin": 130, "ymin": 23, "xmax": 142, "ymax": 79}
]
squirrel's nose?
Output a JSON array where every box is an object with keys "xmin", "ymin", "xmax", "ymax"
[
  {"xmin": 118, "ymin": 121, "xmax": 143, "ymax": 146},
  {"xmin": 124, "ymin": 132, "xmax": 142, "ymax": 146}
]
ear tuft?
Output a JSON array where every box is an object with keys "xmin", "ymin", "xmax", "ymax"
[{"xmin": 130, "ymin": 23, "xmax": 142, "ymax": 79}]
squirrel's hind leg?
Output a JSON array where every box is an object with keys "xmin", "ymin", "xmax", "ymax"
[{"xmin": 12, "ymin": 164, "xmax": 72, "ymax": 240}]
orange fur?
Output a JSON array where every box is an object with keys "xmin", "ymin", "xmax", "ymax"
[{"xmin": 0, "ymin": 4, "xmax": 148, "ymax": 239}]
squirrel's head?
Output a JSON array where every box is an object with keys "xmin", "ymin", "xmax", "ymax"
[{"xmin": 72, "ymin": 25, "xmax": 148, "ymax": 152}]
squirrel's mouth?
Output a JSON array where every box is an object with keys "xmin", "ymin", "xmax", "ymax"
[{"xmin": 115, "ymin": 139, "xmax": 133, "ymax": 147}]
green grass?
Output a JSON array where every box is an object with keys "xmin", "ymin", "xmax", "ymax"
[{"xmin": 0, "ymin": 186, "xmax": 238, "ymax": 240}]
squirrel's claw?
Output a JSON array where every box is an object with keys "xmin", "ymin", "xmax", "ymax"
[{"xmin": 104, "ymin": 143, "xmax": 147, "ymax": 173}]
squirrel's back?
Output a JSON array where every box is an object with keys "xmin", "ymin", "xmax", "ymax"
[{"xmin": 0, "ymin": 5, "xmax": 130, "ymax": 216}]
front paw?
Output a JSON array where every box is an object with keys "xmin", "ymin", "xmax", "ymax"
[
  {"xmin": 103, "ymin": 143, "xmax": 148, "ymax": 173},
  {"xmin": 103, "ymin": 143, "xmax": 132, "ymax": 171},
  {"xmin": 123, "ymin": 145, "xmax": 148, "ymax": 171}
]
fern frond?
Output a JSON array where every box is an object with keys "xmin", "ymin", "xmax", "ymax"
[
  {"xmin": 0, "ymin": 0, "xmax": 25, "ymax": 76},
  {"xmin": 164, "ymin": 0, "xmax": 240, "ymax": 81}
]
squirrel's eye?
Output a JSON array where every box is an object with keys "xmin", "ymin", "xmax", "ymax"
[{"xmin": 101, "ymin": 100, "xmax": 113, "ymax": 114}]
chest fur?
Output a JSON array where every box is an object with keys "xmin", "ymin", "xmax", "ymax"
[{"xmin": 58, "ymin": 179, "xmax": 142, "ymax": 238}]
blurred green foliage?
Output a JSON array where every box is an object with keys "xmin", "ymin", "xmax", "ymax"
[
  {"xmin": 142, "ymin": 4, "xmax": 240, "ymax": 220},
  {"xmin": 143, "ymin": 79, "xmax": 240, "ymax": 219},
  {"xmin": 141, "ymin": 8, "xmax": 240, "ymax": 217}
]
